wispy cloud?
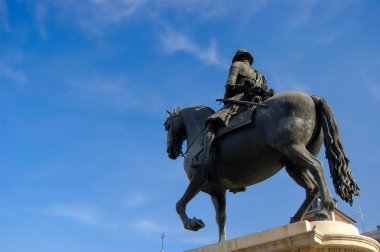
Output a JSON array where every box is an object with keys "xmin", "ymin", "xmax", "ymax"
[
  {"xmin": 160, "ymin": 29, "xmax": 227, "ymax": 68},
  {"xmin": 34, "ymin": 3, "xmax": 48, "ymax": 39},
  {"xmin": 49, "ymin": 0, "xmax": 236, "ymax": 29},
  {"xmin": 269, "ymin": 65, "xmax": 309, "ymax": 93},
  {"xmin": 66, "ymin": 75, "xmax": 166, "ymax": 114},
  {"xmin": 87, "ymin": 0, "xmax": 145, "ymax": 22},
  {"xmin": 368, "ymin": 84, "xmax": 380, "ymax": 102},
  {"xmin": 67, "ymin": 75, "xmax": 139, "ymax": 111},
  {"xmin": 133, "ymin": 219, "xmax": 164, "ymax": 234},
  {"xmin": 316, "ymin": 29, "xmax": 345, "ymax": 46},
  {"xmin": 181, "ymin": 235, "xmax": 215, "ymax": 245},
  {"xmin": 0, "ymin": 0, "xmax": 10, "ymax": 32},
  {"xmin": 288, "ymin": 0, "xmax": 318, "ymax": 28},
  {"xmin": 123, "ymin": 192, "xmax": 146, "ymax": 208},
  {"xmin": 0, "ymin": 63, "xmax": 28, "ymax": 84},
  {"xmin": 286, "ymin": 0, "xmax": 360, "ymax": 31},
  {"xmin": 155, "ymin": 0, "xmax": 230, "ymax": 19},
  {"xmin": 49, "ymin": 0, "xmax": 147, "ymax": 34},
  {"xmin": 357, "ymin": 67, "xmax": 380, "ymax": 103},
  {"xmin": 42, "ymin": 204, "xmax": 103, "ymax": 227}
]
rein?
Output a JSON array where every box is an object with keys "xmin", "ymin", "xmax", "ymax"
[{"xmin": 183, "ymin": 128, "xmax": 205, "ymax": 156}]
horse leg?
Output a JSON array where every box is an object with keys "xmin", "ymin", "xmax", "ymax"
[
  {"xmin": 281, "ymin": 144, "xmax": 335, "ymax": 220},
  {"xmin": 210, "ymin": 190, "xmax": 226, "ymax": 242},
  {"xmin": 176, "ymin": 168, "xmax": 208, "ymax": 231},
  {"xmin": 286, "ymin": 165, "xmax": 318, "ymax": 223}
]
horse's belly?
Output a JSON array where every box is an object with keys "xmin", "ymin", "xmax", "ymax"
[{"xmin": 215, "ymin": 146, "xmax": 284, "ymax": 189}]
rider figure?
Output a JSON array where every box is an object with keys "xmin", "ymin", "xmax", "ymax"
[{"xmin": 192, "ymin": 49, "xmax": 274, "ymax": 168}]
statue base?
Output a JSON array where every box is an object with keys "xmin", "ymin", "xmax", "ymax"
[{"xmin": 186, "ymin": 221, "xmax": 380, "ymax": 252}]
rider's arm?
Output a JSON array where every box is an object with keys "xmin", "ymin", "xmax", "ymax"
[
  {"xmin": 251, "ymin": 72, "xmax": 274, "ymax": 101},
  {"xmin": 224, "ymin": 63, "xmax": 240, "ymax": 99}
]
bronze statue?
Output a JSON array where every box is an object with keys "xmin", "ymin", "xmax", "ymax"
[{"xmin": 164, "ymin": 50, "xmax": 359, "ymax": 243}]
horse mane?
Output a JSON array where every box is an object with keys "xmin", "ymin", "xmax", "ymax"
[
  {"xmin": 186, "ymin": 105, "xmax": 215, "ymax": 115},
  {"xmin": 180, "ymin": 105, "xmax": 214, "ymax": 130},
  {"xmin": 181, "ymin": 105, "xmax": 215, "ymax": 117}
]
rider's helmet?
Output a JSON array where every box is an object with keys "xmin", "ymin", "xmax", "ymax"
[{"xmin": 232, "ymin": 49, "xmax": 254, "ymax": 65}]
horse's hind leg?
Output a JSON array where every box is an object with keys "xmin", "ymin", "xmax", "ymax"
[
  {"xmin": 176, "ymin": 168, "xmax": 208, "ymax": 231},
  {"xmin": 286, "ymin": 164, "xmax": 318, "ymax": 222},
  {"xmin": 281, "ymin": 144, "xmax": 335, "ymax": 220},
  {"xmin": 210, "ymin": 190, "xmax": 226, "ymax": 242}
]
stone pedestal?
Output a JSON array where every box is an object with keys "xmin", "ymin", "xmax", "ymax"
[{"xmin": 187, "ymin": 221, "xmax": 380, "ymax": 252}]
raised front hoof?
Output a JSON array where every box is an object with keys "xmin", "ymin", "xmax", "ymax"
[{"xmin": 184, "ymin": 217, "xmax": 205, "ymax": 231}]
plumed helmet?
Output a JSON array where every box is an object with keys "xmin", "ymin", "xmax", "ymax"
[{"xmin": 232, "ymin": 49, "xmax": 254, "ymax": 65}]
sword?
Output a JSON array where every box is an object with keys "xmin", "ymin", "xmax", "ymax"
[{"xmin": 216, "ymin": 98, "xmax": 269, "ymax": 108}]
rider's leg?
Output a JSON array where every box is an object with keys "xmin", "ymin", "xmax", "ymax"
[
  {"xmin": 203, "ymin": 124, "xmax": 215, "ymax": 159},
  {"xmin": 192, "ymin": 124, "xmax": 215, "ymax": 168}
]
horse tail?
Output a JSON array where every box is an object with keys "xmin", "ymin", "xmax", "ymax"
[{"xmin": 311, "ymin": 95, "xmax": 360, "ymax": 206}]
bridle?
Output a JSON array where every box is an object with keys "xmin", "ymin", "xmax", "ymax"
[
  {"xmin": 165, "ymin": 108, "xmax": 205, "ymax": 158},
  {"xmin": 165, "ymin": 109, "xmax": 185, "ymax": 157},
  {"xmin": 182, "ymin": 128, "xmax": 205, "ymax": 156}
]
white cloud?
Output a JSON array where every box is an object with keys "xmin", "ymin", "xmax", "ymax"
[
  {"xmin": 160, "ymin": 30, "xmax": 227, "ymax": 68},
  {"xmin": 155, "ymin": 0, "xmax": 230, "ymax": 19},
  {"xmin": 368, "ymin": 84, "xmax": 380, "ymax": 102},
  {"xmin": 0, "ymin": 64, "xmax": 28, "ymax": 84},
  {"xmin": 269, "ymin": 64, "xmax": 309, "ymax": 93},
  {"xmin": 133, "ymin": 219, "xmax": 164, "ymax": 234},
  {"xmin": 24, "ymin": 1, "xmax": 246, "ymax": 36},
  {"xmin": 285, "ymin": 0, "xmax": 360, "ymax": 30},
  {"xmin": 288, "ymin": 0, "xmax": 318, "ymax": 27},
  {"xmin": 90, "ymin": 0, "xmax": 145, "ymax": 22},
  {"xmin": 67, "ymin": 75, "xmax": 139, "ymax": 111},
  {"xmin": 43, "ymin": 204, "xmax": 102, "ymax": 227},
  {"xmin": 181, "ymin": 235, "xmax": 215, "ymax": 245},
  {"xmin": 316, "ymin": 29, "xmax": 345, "ymax": 46},
  {"xmin": 123, "ymin": 192, "xmax": 146, "ymax": 208},
  {"xmin": 48, "ymin": 0, "xmax": 147, "ymax": 34},
  {"xmin": 64, "ymin": 73, "xmax": 166, "ymax": 114},
  {"xmin": 0, "ymin": 0, "xmax": 10, "ymax": 32},
  {"xmin": 35, "ymin": 3, "xmax": 47, "ymax": 39},
  {"xmin": 131, "ymin": 218, "xmax": 188, "ymax": 241},
  {"xmin": 357, "ymin": 68, "xmax": 380, "ymax": 103}
]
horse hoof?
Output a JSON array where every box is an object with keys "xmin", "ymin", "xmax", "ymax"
[{"xmin": 184, "ymin": 217, "xmax": 205, "ymax": 231}]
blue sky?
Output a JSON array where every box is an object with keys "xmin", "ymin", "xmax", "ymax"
[{"xmin": 1, "ymin": 0, "xmax": 380, "ymax": 251}]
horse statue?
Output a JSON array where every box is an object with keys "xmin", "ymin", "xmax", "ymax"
[{"xmin": 164, "ymin": 91, "xmax": 359, "ymax": 242}]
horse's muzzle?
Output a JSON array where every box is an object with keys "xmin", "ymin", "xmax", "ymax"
[{"xmin": 167, "ymin": 145, "xmax": 181, "ymax": 160}]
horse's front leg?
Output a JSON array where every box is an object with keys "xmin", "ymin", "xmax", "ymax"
[
  {"xmin": 176, "ymin": 168, "xmax": 208, "ymax": 231},
  {"xmin": 211, "ymin": 190, "xmax": 226, "ymax": 242}
]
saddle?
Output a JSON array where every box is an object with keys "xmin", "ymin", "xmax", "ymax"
[{"xmin": 215, "ymin": 107, "xmax": 256, "ymax": 139}]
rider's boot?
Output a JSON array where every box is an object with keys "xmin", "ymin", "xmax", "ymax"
[{"xmin": 191, "ymin": 126, "xmax": 215, "ymax": 168}]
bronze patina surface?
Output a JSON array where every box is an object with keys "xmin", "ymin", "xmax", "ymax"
[{"xmin": 164, "ymin": 49, "xmax": 359, "ymax": 243}]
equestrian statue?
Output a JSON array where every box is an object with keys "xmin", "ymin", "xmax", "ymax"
[{"xmin": 164, "ymin": 49, "xmax": 360, "ymax": 242}]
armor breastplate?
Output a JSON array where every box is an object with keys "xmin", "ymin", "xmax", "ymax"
[
  {"xmin": 236, "ymin": 64, "xmax": 257, "ymax": 85},
  {"xmin": 225, "ymin": 61, "xmax": 268, "ymax": 99}
]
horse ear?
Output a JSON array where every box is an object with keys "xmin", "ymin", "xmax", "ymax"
[
  {"xmin": 174, "ymin": 107, "xmax": 180, "ymax": 114},
  {"xmin": 166, "ymin": 109, "xmax": 172, "ymax": 115}
]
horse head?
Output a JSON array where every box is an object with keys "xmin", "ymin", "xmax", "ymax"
[{"xmin": 164, "ymin": 107, "xmax": 186, "ymax": 160}]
